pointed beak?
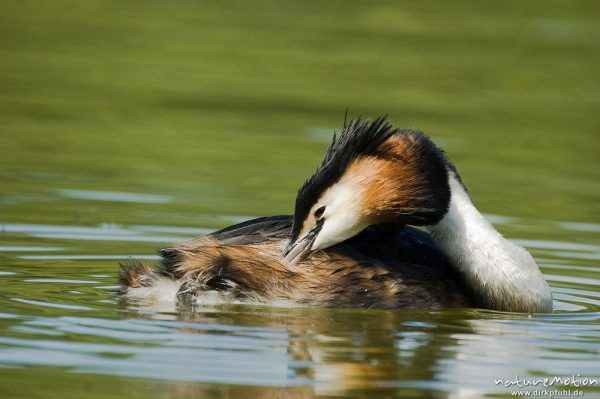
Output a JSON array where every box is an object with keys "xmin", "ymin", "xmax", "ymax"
[{"xmin": 283, "ymin": 220, "xmax": 324, "ymax": 265}]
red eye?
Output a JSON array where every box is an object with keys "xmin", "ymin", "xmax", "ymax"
[{"xmin": 314, "ymin": 206, "xmax": 326, "ymax": 219}]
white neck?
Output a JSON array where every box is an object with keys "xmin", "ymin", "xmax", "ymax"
[{"xmin": 430, "ymin": 173, "xmax": 552, "ymax": 313}]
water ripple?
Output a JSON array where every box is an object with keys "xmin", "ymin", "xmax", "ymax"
[
  {"xmin": 10, "ymin": 298, "xmax": 94, "ymax": 311},
  {"xmin": 57, "ymin": 189, "xmax": 173, "ymax": 204},
  {"xmin": 0, "ymin": 316, "xmax": 303, "ymax": 386}
]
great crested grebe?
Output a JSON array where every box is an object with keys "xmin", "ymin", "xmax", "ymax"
[{"xmin": 120, "ymin": 116, "xmax": 552, "ymax": 313}]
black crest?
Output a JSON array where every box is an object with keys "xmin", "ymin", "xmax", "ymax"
[{"xmin": 290, "ymin": 116, "xmax": 399, "ymax": 242}]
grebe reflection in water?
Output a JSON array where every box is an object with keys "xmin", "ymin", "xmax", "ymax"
[{"xmin": 120, "ymin": 116, "xmax": 552, "ymax": 313}]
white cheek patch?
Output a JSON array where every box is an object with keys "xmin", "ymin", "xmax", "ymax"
[
  {"xmin": 313, "ymin": 213, "xmax": 366, "ymax": 250},
  {"xmin": 311, "ymin": 176, "xmax": 366, "ymax": 250}
]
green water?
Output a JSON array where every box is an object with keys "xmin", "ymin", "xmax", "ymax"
[{"xmin": 1, "ymin": 1, "xmax": 599, "ymax": 398}]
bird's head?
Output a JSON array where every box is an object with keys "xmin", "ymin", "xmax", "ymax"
[{"xmin": 283, "ymin": 116, "xmax": 451, "ymax": 265}]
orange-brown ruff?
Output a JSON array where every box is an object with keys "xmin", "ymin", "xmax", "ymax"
[{"xmin": 120, "ymin": 117, "xmax": 472, "ymax": 309}]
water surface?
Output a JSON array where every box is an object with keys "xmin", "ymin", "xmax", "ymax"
[{"xmin": 1, "ymin": 1, "xmax": 599, "ymax": 398}]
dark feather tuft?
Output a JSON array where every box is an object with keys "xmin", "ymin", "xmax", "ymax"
[
  {"xmin": 290, "ymin": 116, "xmax": 399, "ymax": 241},
  {"xmin": 119, "ymin": 260, "xmax": 157, "ymax": 290}
]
